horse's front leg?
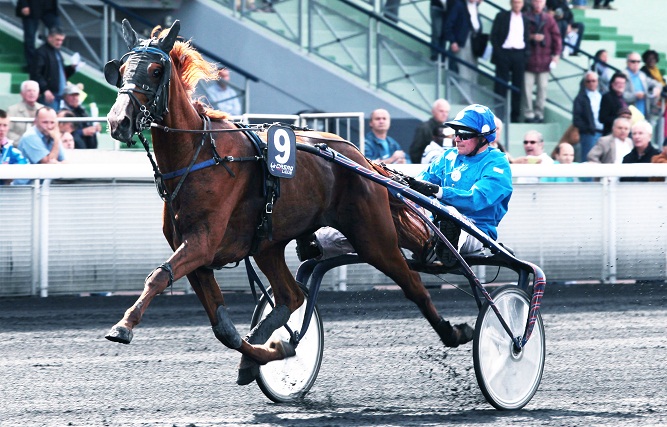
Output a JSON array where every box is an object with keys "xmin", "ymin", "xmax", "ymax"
[
  {"xmin": 236, "ymin": 243, "xmax": 305, "ymax": 385},
  {"xmin": 105, "ymin": 237, "xmax": 211, "ymax": 344},
  {"xmin": 186, "ymin": 266, "xmax": 296, "ymax": 367}
]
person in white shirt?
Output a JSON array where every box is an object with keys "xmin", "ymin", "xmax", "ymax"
[
  {"xmin": 490, "ymin": 0, "xmax": 530, "ymax": 122},
  {"xmin": 572, "ymin": 71, "xmax": 604, "ymax": 161}
]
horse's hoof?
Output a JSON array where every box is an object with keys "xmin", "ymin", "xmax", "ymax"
[
  {"xmin": 105, "ymin": 325, "xmax": 133, "ymax": 344},
  {"xmin": 270, "ymin": 339, "xmax": 296, "ymax": 358},
  {"xmin": 435, "ymin": 319, "xmax": 473, "ymax": 348},
  {"xmin": 236, "ymin": 362, "xmax": 260, "ymax": 386},
  {"xmin": 455, "ymin": 322, "xmax": 474, "ymax": 346}
]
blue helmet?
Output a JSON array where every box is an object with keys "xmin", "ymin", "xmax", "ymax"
[{"xmin": 445, "ymin": 104, "xmax": 497, "ymax": 144}]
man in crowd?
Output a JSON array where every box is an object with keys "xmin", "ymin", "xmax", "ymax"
[
  {"xmin": 18, "ymin": 106, "xmax": 66, "ymax": 164},
  {"xmin": 364, "ymin": 108, "xmax": 406, "ymax": 164},
  {"xmin": 30, "ymin": 27, "xmax": 77, "ymax": 110},
  {"xmin": 7, "ymin": 80, "xmax": 43, "ymax": 143},
  {"xmin": 620, "ymin": 120, "xmax": 660, "ymax": 182},
  {"xmin": 623, "ymin": 51, "xmax": 662, "ymax": 122},
  {"xmin": 15, "ymin": 0, "xmax": 60, "ymax": 70},
  {"xmin": 522, "ymin": 0, "xmax": 561, "ymax": 123},
  {"xmin": 586, "ymin": 117, "xmax": 632, "ymax": 164},
  {"xmin": 512, "ymin": 130, "xmax": 554, "ymax": 183},
  {"xmin": 572, "ymin": 71, "xmax": 603, "ymax": 161},
  {"xmin": 541, "ymin": 142, "xmax": 576, "ymax": 183},
  {"xmin": 409, "ymin": 98, "xmax": 451, "ymax": 163},
  {"xmin": 198, "ymin": 66, "xmax": 242, "ymax": 116},
  {"xmin": 599, "ymin": 72, "xmax": 628, "ymax": 136},
  {"xmin": 59, "ymin": 83, "xmax": 100, "ymax": 149},
  {"xmin": 513, "ymin": 130, "xmax": 554, "ymax": 164},
  {"xmin": 490, "ymin": 0, "xmax": 530, "ymax": 123}
]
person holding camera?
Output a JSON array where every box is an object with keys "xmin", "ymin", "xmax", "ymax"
[{"xmin": 522, "ymin": 0, "xmax": 561, "ymax": 123}]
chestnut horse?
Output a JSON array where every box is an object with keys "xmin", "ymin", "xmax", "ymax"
[{"xmin": 104, "ymin": 19, "xmax": 473, "ymax": 385}]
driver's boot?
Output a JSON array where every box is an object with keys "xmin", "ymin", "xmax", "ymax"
[{"xmin": 435, "ymin": 219, "xmax": 461, "ymax": 268}]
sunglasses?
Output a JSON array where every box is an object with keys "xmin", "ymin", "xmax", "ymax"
[
  {"xmin": 523, "ymin": 140, "xmax": 539, "ymax": 145},
  {"xmin": 455, "ymin": 131, "xmax": 479, "ymax": 140},
  {"xmin": 628, "ymin": 60, "xmax": 641, "ymax": 63},
  {"xmin": 585, "ymin": 79, "xmax": 598, "ymax": 83}
]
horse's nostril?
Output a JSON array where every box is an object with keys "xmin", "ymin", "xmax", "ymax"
[{"xmin": 120, "ymin": 116, "xmax": 132, "ymax": 133}]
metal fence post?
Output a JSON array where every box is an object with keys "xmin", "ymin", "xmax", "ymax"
[{"xmin": 39, "ymin": 180, "xmax": 51, "ymax": 297}]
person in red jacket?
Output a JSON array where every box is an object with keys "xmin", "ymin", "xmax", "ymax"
[{"xmin": 522, "ymin": 0, "xmax": 561, "ymax": 123}]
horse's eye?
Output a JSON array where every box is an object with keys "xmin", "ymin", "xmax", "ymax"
[{"xmin": 152, "ymin": 68, "xmax": 162, "ymax": 78}]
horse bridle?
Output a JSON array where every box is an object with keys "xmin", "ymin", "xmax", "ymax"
[{"xmin": 105, "ymin": 42, "xmax": 173, "ymax": 134}]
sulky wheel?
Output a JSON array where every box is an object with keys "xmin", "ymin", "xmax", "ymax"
[
  {"xmin": 473, "ymin": 285, "xmax": 545, "ymax": 410},
  {"xmin": 251, "ymin": 287, "xmax": 324, "ymax": 402}
]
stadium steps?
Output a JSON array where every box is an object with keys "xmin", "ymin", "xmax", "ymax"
[{"xmin": 573, "ymin": 8, "xmax": 664, "ymax": 66}]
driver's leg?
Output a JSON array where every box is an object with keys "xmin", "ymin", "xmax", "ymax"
[{"xmin": 435, "ymin": 220, "xmax": 483, "ymax": 266}]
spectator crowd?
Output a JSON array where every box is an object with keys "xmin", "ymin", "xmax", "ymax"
[{"xmin": 3, "ymin": 0, "xmax": 667, "ymax": 187}]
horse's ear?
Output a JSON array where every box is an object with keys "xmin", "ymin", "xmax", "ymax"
[
  {"xmin": 121, "ymin": 19, "xmax": 140, "ymax": 50},
  {"xmin": 157, "ymin": 20, "xmax": 180, "ymax": 53}
]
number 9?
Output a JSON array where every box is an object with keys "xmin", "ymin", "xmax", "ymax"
[{"xmin": 273, "ymin": 129, "xmax": 290, "ymax": 164}]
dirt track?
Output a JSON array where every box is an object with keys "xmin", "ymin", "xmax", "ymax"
[{"xmin": 0, "ymin": 282, "xmax": 666, "ymax": 426}]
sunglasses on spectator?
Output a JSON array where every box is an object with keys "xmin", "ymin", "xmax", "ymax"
[
  {"xmin": 523, "ymin": 140, "xmax": 539, "ymax": 145},
  {"xmin": 585, "ymin": 79, "xmax": 598, "ymax": 83},
  {"xmin": 628, "ymin": 59, "xmax": 641, "ymax": 63},
  {"xmin": 455, "ymin": 131, "xmax": 479, "ymax": 140}
]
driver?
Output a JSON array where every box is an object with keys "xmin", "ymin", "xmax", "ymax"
[
  {"xmin": 297, "ymin": 104, "xmax": 513, "ymax": 267},
  {"xmin": 410, "ymin": 104, "xmax": 513, "ymax": 266}
]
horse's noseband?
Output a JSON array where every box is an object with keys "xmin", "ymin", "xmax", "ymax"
[{"xmin": 106, "ymin": 44, "xmax": 172, "ymax": 132}]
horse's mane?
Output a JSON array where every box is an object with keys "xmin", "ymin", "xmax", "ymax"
[{"xmin": 151, "ymin": 26, "xmax": 231, "ymax": 120}]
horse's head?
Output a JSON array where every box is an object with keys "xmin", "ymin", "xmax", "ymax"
[{"xmin": 106, "ymin": 19, "xmax": 180, "ymax": 143}]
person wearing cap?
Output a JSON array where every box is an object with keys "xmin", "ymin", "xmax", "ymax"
[
  {"xmin": 409, "ymin": 104, "xmax": 513, "ymax": 267},
  {"xmin": 59, "ymin": 83, "xmax": 99, "ymax": 149}
]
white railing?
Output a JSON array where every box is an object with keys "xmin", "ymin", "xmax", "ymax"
[{"xmin": 1, "ymin": 161, "xmax": 666, "ymax": 297}]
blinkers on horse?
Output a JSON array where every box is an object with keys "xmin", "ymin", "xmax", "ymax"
[{"xmin": 104, "ymin": 20, "xmax": 178, "ymax": 132}]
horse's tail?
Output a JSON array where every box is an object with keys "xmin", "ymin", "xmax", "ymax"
[{"xmin": 368, "ymin": 162, "xmax": 430, "ymax": 254}]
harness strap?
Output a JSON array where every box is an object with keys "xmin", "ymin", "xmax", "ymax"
[{"xmin": 238, "ymin": 125, "xmax": 281, "ymax": 255}]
